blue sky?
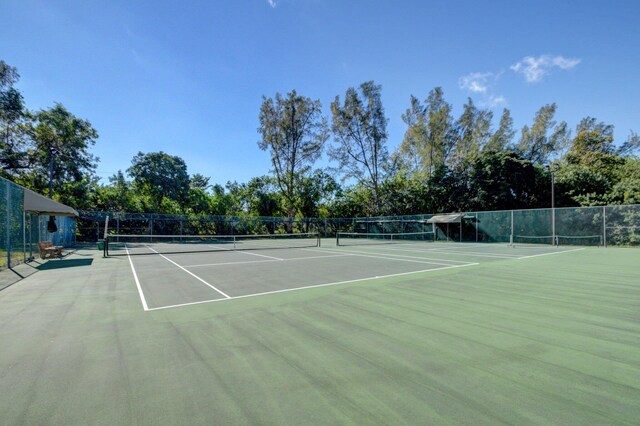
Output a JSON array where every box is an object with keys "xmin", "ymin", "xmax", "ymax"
[{"xmin": 2, "ymin": 0, "xmax": 639, "ymax": 186}]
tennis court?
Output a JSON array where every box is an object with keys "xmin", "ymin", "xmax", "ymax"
[
  {"xmin": 0, "ymin": 235, "xmax": 638, "ymax": 424},
  {"xmin": 109, "ymin": 233, "xmax": 582, "ymax": 311}
]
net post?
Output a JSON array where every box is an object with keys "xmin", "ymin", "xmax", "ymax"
[
  {"xmin": 336, "ymin": 232, "xmax": 340, "ymax": 246},
  {"xmin": 103, "ymin": 215, "xmax": 109, "ymax": 240},
  {"xmin": 103, "ymin": 215, "xmax": 109, "ymax": 257},
  {"xmin": 317, "ymin": 233, "xmax": 321, "ymax": 248}
]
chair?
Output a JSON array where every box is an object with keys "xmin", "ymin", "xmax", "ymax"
[{"xmin": 38, "ymin": 241, "xmax": 63, "ymax": 259}]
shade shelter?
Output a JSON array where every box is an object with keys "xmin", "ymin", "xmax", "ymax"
[
  {"xmin": 23, "ymin": 188, "xmax": 79, "ymax": 217},
  {"xmin": 427, "ymin": 213, "xmax": 463, "ymax": 241},
  {"xmin": 23, "ymin": 188, "xmax": 78, "ymax": 260}
]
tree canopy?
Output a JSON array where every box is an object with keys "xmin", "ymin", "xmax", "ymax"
[{"xmin": 2, "ymin": 59, "xmax": 639, "ymax": 221}]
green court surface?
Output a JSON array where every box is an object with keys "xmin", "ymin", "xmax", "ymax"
[{"xmin": 0, "ymin": 240, "xmax": 638, "ymax": 424}]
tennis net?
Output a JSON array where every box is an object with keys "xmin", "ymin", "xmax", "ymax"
[
  {"xmin": 556, "ymin": 235, "xmax": 603, "ymax": 246},
  {"xmin": 336, "ymin": 231, "xmax": 435, "ymax": 246},
  {"xmin": 510, "ymin": 235, "xmax": 555, "ymax": 246},
  {"xmin": 510, "ymin": 234, "xmax": 603, "ymax": 247},
  {"xmin": 104, "ymin": 233, "xmax": 320, "ymax": 256}
]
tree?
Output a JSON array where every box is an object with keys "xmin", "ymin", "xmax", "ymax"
[
  {"xmin": 617, "ymin": 131, "xmax": 640, "ymax": 157},
  {"xmin": 0, "ymin": 61, "xmax": 27, "ymax": 177},
  {"xmin": 555, "ymin": 164, "xmax": 612, "ymax": 206},
  {"xmin": 485, "ymin": 108, "xmax": 515, "ymax": 152},
  {"xmin": 395, "ymin": 87, "xmax": 456, "ymax": 177},
  {"xmin": 565, "ymin": 117, "xmax": 623, "ymax": 178},
  {"xmin": 92, "ymin": 171, "xmax": 138, "ymax": 212},
  {"xmin": 0, "ymin": 61, "xmax": 19, "ymax": 88},
  {"xmin": 608, "ymin": 158, "xmax": 640, "ymax": 204},
  {"xmin": 297, "ymin": 170, "xmax": 340, "ymax": 218},
  {"xmin": 465, "ymin": 151, "xmax": 545, "ymax": 211},
  {"xmin": 190, "ymin": 173, "xmax": 211, "ymax": 191},
  {"xmin": 258, "ymin": 90, "xmax": 328, "ymax": 218},
  {"xmin": 329, "ymin": 81, "xmax": 390, "ymax": 214},
  {"xmin": 241, "ymin": 176, "xmax": 282, "ymax": 217},
  {"xmin": 517, "ymin": 104, "xmax": 569, "ymax": 165},
  {"xmin": 451, "ymin": 98, "xmax": 492, "ymax": 169},
  {"xmin": 395, "ymin": 96, "xmax": 428, "ymax": 174},
  {"xmin": 26, "ymin": 103, "xmax": 98, "ymax": 202},
  {"xmin": 128, "ymin": 151, "xmax": 190, "ymax": 211}
]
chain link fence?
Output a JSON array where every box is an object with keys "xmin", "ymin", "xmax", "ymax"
[
  {"xmin": 1, "ymin": 177, "xmax": 77, "ymax": 270},
  {"xmin": 78, "ymin": 204, "xmax": 640, "ymax": 247}
]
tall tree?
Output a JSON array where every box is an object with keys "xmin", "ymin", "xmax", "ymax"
[
  {"xmin": 617, "ymin": 131, "xmax": 640, "ymax": 157},
  {"xmin": 424, "ymin": 87, "xmax": 457, "ymax": 172},
  {"xmin": 26, "ymin": 103, "xmax": 98, "ymax": 201},
  {"xmin": 516, "ymin": 103, "xmax": 569, "ymax": 165},
  {"xmin": 0, "ymin": 60, "xmax": 27, "ymax": 177},
  {"xmin": 128, "ymin": 151, "xmax": 190, "ymax": 211},
  {"xmin": 396, "ymin": 95, "xmax": 428, "ymax": 173},
  {"xmin": 258, "ymin": 90, "xmax": 328, "ymax": 218},
  {"xmin": 329, "ymin": 81, "xmax": 389, "ymax": 214},
  {"xmin": 451, "ymin": 98, "xmax": 492, "ymax": 169},
  {"xmin": 565, "ymin": 117, "xmax": 620, "ymax": 170},
  {"xmin": 395, "ymin": 88, "xmax": 456, "ymax": 177},
  {"xmin": 484, "ymin": 108, "xmax": 515, "ymax": 152}
]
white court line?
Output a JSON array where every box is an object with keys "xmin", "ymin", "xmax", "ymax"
[
  {"xmin": 146, "ymin": 246, "xmax": 231, "ymax": 299},
  {"xmin": 204, "ymin": 242, "xmax": 284, "ymax": 261},
  {"xmin": 305, "ymin": 247, "xmax": 471, "ymax": 266},
  {"xmin": 146, "ymin": 261, "xmax": 480, "ymax": 312},
  {"xmin": 516, "ymin": 247, "xmax": 585, "ymax": 259},
  {"xmin": 235, "ymin": 250, "xmax": 284, "ymax": 261},
  {"xmin": 126, "ymin": 246, "xmax": 150, "ymax": 311},
  {"xmin": 184, "ymin": 253, "xmax": 355, "ymax": 268},
  {"xmin": 360, "ymin": 245, "xmax": 520, "ymax": 259}
]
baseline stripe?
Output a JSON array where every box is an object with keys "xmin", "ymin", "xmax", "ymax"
[
  {"xmin": 307, "ymin": 247, "xmax": 473, "ymax": 266},
  {"xmin": 516, "ymin": 247, "xmax": 585, "ymax": 260}
]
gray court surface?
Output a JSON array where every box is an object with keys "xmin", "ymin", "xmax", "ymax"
[
  {"xmin": 117, "ymin": 239, "xmax": 583, "ymax": 311},
  {"xmin": 3, "ymin": 239, "xmax": 636, "ymax": 425}
]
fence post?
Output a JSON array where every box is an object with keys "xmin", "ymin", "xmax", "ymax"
[
  {"xmin": 603, "ymin": 206, "xmax": 607, "ymax": 248},
  {"xmin": 510, "ymin": 210, "xmax": 514, "ymax": 242},
  {"xmin": 6, "ymin": 181, "xmax": 11, "ymax": 267},
  {"xmin": 23, "ymin": 211, "xmax": 26, "ymax": 263}
]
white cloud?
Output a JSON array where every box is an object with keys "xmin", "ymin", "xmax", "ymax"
[
  {"xmin": 458, "ymin": 72, "xmax": 492, "ymax": 93},
  {"xmin": 267, "ymin": 0, "xmax": 277, "ymax": 7},
  {"xmin": 510, "ymin": 55, "xmax": 581, "ymax": 83},
  {"xmin": 484, "ymin": 95, "xmax": 507, "ymax": 107},
  {"xmin": 458, "ymin": 72, "xmax": 507, "ymax": 107}
]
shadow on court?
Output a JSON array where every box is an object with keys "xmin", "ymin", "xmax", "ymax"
[{"xmin": 37, "ymin": 258, "xmax": 94, "ymax": 270}]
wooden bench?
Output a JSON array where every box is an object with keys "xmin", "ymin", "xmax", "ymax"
[{"xmin": 38, "ymin": 241, "xmax": 63, "ymax": 259}]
